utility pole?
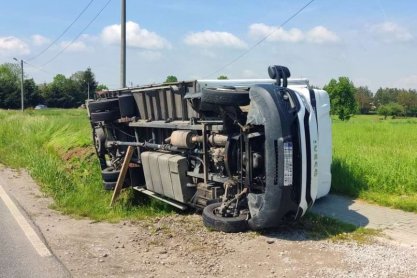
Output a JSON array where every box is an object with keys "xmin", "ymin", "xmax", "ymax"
[
  {"xmin": 13, "ymin": 58, "xmax": 24, "ymax": 111},
  {"xmin": 120, "ymin": 0, "xmax": 126, "ymax": 88}
]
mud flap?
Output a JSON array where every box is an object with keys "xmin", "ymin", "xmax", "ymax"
[{"xmin": 246, "ymin": 84, "xmax": 300, "ymax": 230}]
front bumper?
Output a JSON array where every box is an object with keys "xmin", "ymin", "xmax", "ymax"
[{"xmin": 245, "ymin": 84, "xmax": 315, "ymax": 229}]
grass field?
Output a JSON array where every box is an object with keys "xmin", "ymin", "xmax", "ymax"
[
  {"xmin": 0, "ymin": 109, "xmax": 415, "ymax": 224},
  {"xmin": 0, "ymin": 109, "xmax": 172, "ymax": 221},
  {"xmin": 332, "ymin": 115, "xmax": 417, "ymax": 212}
]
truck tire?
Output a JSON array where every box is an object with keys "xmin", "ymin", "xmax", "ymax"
[
  {"xmin": 103, "ymin": 181, "xmax": 117, "ymax": 191},
  {"xmin": 202, "ymin": 202, "xmax": 249, "ymax": 233},
  {"xmin": 88, "ymin": 99, "xmax": 119, "ymax": 113},
  {"xmin": 90, "ymin": 110, "xmax": 120, "ymax": 122},
  {"xmin": 102, "ymin": 181, "xmax": 131, "ymax": 191},
  {"xmin": 101, "ymin": 167, "xmax": 120, "ymax": 182},
  {"xmin": 94, "ymin": 127, "xmax": 106, "ymax": 156},
  {"xmin": 118, "ymin": 94, "xmax": 136, "ymax": 117},
  {"xmin": 201, "ymin": 88, "xmax": 250, "ymax": 106}
]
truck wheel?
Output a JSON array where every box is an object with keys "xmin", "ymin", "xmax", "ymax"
[
  {"xmin": 202, "ymin": 202, "xmax": 249, "ymax": 233},
  {"xmin": 101, "ymin": 167, "xmax": 120, "ymax": 182},
  {"xmin": 103, "ymin": 181, "xmax": 116, "ymax": 191},
  {"xmin": 201, "ymin": 88, "xmax": 250, "ymax": 106},
  {"xmin": 94, "ymin": 127, "xmax": 106, "ymax": 156},
  {"xmin": 90, "ymin": 110, "xmax": 120, "ymax": 122},
  {"xmin": 102, "ymin": 181, "xmax": 131, "ymax": 191},
  {"xmin": 88, "ymin": 99, "xmax": 119, "ymax": 113},
  {"xmin": 118, "ymin": 94, "xmax": 137, "ymax": 117}
]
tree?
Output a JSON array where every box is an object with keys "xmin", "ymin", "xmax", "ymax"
[
  {"xmin": 165, "ymin": 75, "xmax": 178, "ymax": 83},
  {"xmin": 41, "ymin": 74, "xmax": 81, "ymax": 108},
  {"xmin": 24, "ymin": 78, "xmax": 43, "ymax": 107},
  {"xmin": 0, "ymin": 65, "xmax": 102, "ymax": 109},
  {"xmin": 96, "ymin": 84, "xmax": 108, "ymax": 91},
  {"xmin": 373, "ymin": 88, "xmax": 417, "ymax": 116},
  {"xmin": 217, "ymin": 75, "xmax": 228, "ymax": 80},
  {"xmin": 310, "ymin": 85, "xmax": 322, "ymax": 90},
  {"xmin": 374, "ymin": 88, "xmax": 399, "ymax": 107},
  {"xmin": 389, "ymin": 102, "xmax": 405, "ymax": 118},
  {"xmin": 355, "ymin": 86, "xmax": 373, "ymax": 114},
  {"xmin": 397, "ymin": 90, "xmax": 417, "ymax": 116},
  {"xmin": 324, "ymin": 77, "xmax": 357, "ymax": 121},
  {"xmin": 0, "ymin": 63, "xmax": 20, "ymax": 109},
  {"xmin": 377, "ymin": 102, "xmax": 405, "ymax": 119},
  {"xmin": 70, "ymin": 67, "xmax": 98, "ymax": 102},
  {"xmin": 377, "ymin": 104, "xmax": 390, "ymax": 119}
]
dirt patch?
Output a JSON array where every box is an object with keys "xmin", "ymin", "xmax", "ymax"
[
  {"xmin": 62, "ymin": 147, "xmax": 94, "ymax": 162},
  {"xmin": 1, "ymin": 167, "xmax": 416, "ymax": 278}
]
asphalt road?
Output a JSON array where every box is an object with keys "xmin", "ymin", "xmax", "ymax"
[{"xmin": 0, "ymin": 189, "xmax": 70, "ymax": 278}]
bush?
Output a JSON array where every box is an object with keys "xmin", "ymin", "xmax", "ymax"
[{"xmin": 377, "ymin": 102, "xmax": 405, "ymax": 119}]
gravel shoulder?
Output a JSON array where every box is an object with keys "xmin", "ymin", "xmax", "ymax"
[{"xmin": 1, "ymin": 166, "xmax": 416, "ymax": 278}]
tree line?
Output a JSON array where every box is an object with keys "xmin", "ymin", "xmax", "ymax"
[
  {"xmin": 0, "ymin": 63, "xmax": 107, "ymax": 109},
  {"xmin": 323, "ymin": 77, "xmax": 417, "ymax": 120},
  {"xmin": 1, "ymin": 63, "xmax": 416, "ymax": 118}
]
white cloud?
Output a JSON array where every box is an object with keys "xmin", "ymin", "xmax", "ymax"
[
  {"xmin": 31, "ymin": 34, "xmax": 50, "ymax": 46},
  {"xmin": 184, "ymin": 31, "xmax": 247, "ymax": 48},
  {"xmin": 79, "ymin": 34, "xmax": 98, "ymax": 42},
  {"xmin": 101, "ymin": 21, "xmax": 170, "ymax": 49},
  {"xmin": 249, "ymin": 23, "xmax": 303, "ymax": 43},
  {"xmin": 249, "ymin": 23, "xmax": 339, "ymax": 44},
  {"xmin": 137, "ymin": 50, "xmax": 163, "ymax": 61},
  {"xmin": 60, "ymin": 40, "xmax": 89, "ymax": 52},
  {"xmin": 200, "ymin": 49, "xmax": 216, "ymax": 58},
  {"xmin": 369, "ymin": 22, "xmax": 413, "ymax": 43},
  {"xmin": 306, "ymin": 26, "xmax": 340, "ymax": 43},
  {"xmin": 0, "ymin": 36, "xmax": 30, "ymax": 55}
]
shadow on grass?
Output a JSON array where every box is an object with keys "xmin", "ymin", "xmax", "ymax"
[{"xmin": 331, "ymin": 158, "xmax": 369, "ymax": 198}]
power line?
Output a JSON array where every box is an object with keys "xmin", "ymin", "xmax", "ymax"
[
  {"xmin": 11, "ymin": 56, "xmax": 52, "ymax": 76},
  {"xmin": 27, "ymin": 0, "xmax": 95, "ymax": 61},
  {"xmin": 203, "ymin": 0, "xmax": 316, "ymax": 78},
  {"xmin": 42, "ymin": 0, "xmax": 112, "ymax": 67},
  {"xmin": 23, "ymin": 60, "xmax": 52, "ymax": 75}
]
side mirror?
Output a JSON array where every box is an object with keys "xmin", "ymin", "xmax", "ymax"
[{"xmin": 268, "ymin": 65, "xmax": 291, "ymax": 87}]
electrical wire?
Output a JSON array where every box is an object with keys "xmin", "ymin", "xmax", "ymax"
[
  {"xmin": 27, "ymin": 0, "xmax": 95, "ymax": 61},
  {"xmin": 23, "ymin": 60, "xmax": 52, "ymax": 75},
  {"xmin": 42, "ymin": 0, "xmax": 113, "ymax": 67},
  {"xmin": 203, "ymin": 0, "xmax": 316, "ymax": 78}
]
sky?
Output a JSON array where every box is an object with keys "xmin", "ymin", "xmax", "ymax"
[{"xmin": 0, "ymin": 0, "xmax": 416, "ymax": 91}]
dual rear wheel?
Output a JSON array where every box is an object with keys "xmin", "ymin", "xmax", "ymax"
[{"xmin": 101, "ymin": 167, "xmax": 130, "ymax": 191}]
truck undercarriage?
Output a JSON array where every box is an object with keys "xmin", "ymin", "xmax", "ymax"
[{"xmin": 87, "ymin": 66, "xmax": 332, "ymax": 232}]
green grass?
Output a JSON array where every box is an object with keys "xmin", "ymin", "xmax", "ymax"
[
  {"xmin": 0, "ymin": 109, "xmax": 172, "ymax": 221},
  {"xmin": 332, "ymin": 115, "xmax": 417, "ymax": 212}
]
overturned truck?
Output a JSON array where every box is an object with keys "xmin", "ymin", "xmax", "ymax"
[{"xmin": 87, "ymin": 66, "xmax": 332, "ymax": 232}]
